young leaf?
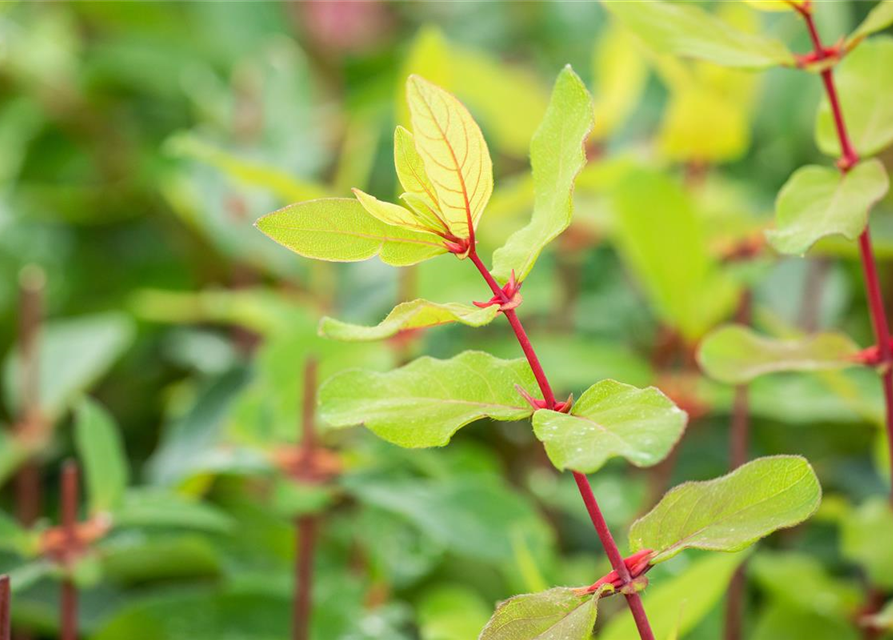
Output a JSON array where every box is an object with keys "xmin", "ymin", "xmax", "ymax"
[
  {"xmin": 406, "ymin": 75, "xmax": 493, "ymax": 240},
  {"xmin": 75, "ymin": 398, "xmax": 130, "ymax": 516},
  {"xmin": 846, "ymin": 0, "xmax": 893, "ymax": 51},
  {"xmin": 600, "ymin": 552, "xmax": 746, "ymax": 640},
  {"xmin": 532, "ymin": 380, "xmax": 686, "ymax": 474},
  {"xmin": 604, "ymin": 0, "xmax": 795, "ymax": 70},
  {"xmin": 394, "ymin": 126, "xmax": 441, "ymax": 220},
  {"xmin": 490, "ymin": 65, "xmax": 594, "ymax": 283},
  {"xmin": 697, "ymin": 325, "xmax": 859, "ymax": 385},
  {"xmin": 319, "ymin": 351, "xmax": 536, "ymax": 448},
  {"xmin": 742, "ymin": 0, "xmax": 806, "ymax": 11},
  {"xmin": 256, "ymin": 198, "xmax": 446, "ymax": 266},
  {"xmin": 767, "ymin": 160, "xmax": 889, "ymax": 256},
  {"xmin": 629, "ymin": 455, "xmax": 822, "ymax": 563},
  {"xmin": 352, "ymin": 188, "xmax": 434, "ymax": 233},
  {"xmin": 816, "ymin": 37, "xmax": 893, "ymax": 157},
  {"xmin": 318, "ymin": 299, "xmax": 499, "ymax": 342},
  {"xmin": 479, "ymin": 585, "xmax": 611, "ymax": 640}
]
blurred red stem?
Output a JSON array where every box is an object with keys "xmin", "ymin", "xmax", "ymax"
[
  {"xmin": 60, "ymin": 462, "xmax": 78, "ymax": 640},
  {"xmin": 797, "ymin": 8, "xmax": 893, "ymax": 507},
  {"xmin": 467, "ymin": 248, "xmax": 655, "ymax": 640},
  {"xmin": 295, "ymin": 358, "xmax": 319, "ymax": 640},
  {"xmin": 1, "ymin": 575, "xmax": 10, "ymax": 640},
  {"xmin": 15, "ymin": 273, "xmax": 43, "ymax": 527}
]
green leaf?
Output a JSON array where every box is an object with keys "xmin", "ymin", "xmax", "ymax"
[
  {"xmin": 591, "ymin": 23, "xmax": 649, "ymax": 141},
  {"xmin": 74, "ymin": 398, "xmax": 130, "ymax": 516},
  {"xmin": 256, "ymin": 198, "xmax": 446, "ymax": 266},
  {"xmin": 611, "ymin": 169, "xmax": 739, "ymax": 341},
  {"xmin": 816, "ymin": 37, "xmax": 893, "ymax": 157},
  {"xmin": 479, "ymin": 585, "xmax": 611, "ymax": 640},
  {"xmin": 532, "ymin": 380, "xmax": 686, "ymax": 474},
  {"xmin": 846, "ymin": 1, "xmax": 893, "ymax": 52},
  {"xmin": 600, "ymin": 552, "xmax": 747, "ymax": 640},
  {"xmin": 3, "ymin": 312, "xmax": 135, "ymax": 422},
  {"xmin": 629, "ymin": 455, "xmax": 822, "ymax": 562},
  {"xmin": 346, "ymin": 476, "xmax": 551, "ymax": 563},
  {"xmin": 751, "ymin": 605, "xmax": 860, "ymax": 640},
  {"xmin": 0, "ymin": 510, "xmax": 32, "ymax": 556},
  {"xmin": 406, "ymin": 75, "xmax": 493, "ymax": 240},
  {"xmin": 394, "ymin": 126, "xmax": 444, "ymax": 229},
  {"xmin": 112, "ymin": 489, "xmax": 234, "ymax": 533},
  {"xmin": 319, "ymin": 351, "xmax": 536, "ymax": 448},
  {"xmin": 491, "ymin": 66, "xmax": 593, "ymax": 283},
  {"xmin": 417, "ymin": 586, "xmax": 492, "ymax": 640},
  {"xmin": 0, "ymin": 429, "xmax": 30, "ymax": 488},
  {"xmin": 863, "ymin": 599, "xmax": 893, "ymax": 631},
  {"xmin": 604, "ymin": 0, "xmax": 794, "ymax": 70},
  {"xmin": 352, "ymin": 187, "xmax": 435, "ymax": 234},
  {"xmin": 319, "ymin": 299, "xmax": 498, "ymax": 342},
  {"xmin": 697, "ymin": 325, "xmax": 859, "ymax": 384},
  {"xmin": 840, "ymin": 497, "xmax": 893, "ymax": 589},
  {"xmin": 750, "ymin": 551, "xmax": 862, "ymax": 618},
  {"xmin": 767, "ymin": 160, "xmax": 889, "ymax": 256},
  {"xmin": 165, "ymin": 132, "xmax": 328, "ymax": 203}
]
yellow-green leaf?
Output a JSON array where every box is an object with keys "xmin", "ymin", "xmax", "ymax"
[
  {"xmin": 352, "ymin": 187, "xmax": 434, "ymax": 233},
  {"xmin": 319, "ymin": 351, "xmax": 536, "ymax": 448},
  {"xmin": 318, "ymin": 299, "xmax": 499, "ymax": 342},
  {"xmin": 767, "ymin": 160, "xmax": 889, "ymax": 256},
  {"xmin": 479, "ymin": 585, "xmax": 612, "ymax": 640},
  {"xmin": 491, "ymin": 65, "xmax": 594, "ymax": 283},
  {"xmin": 697, "ymin": 325, "xmax": 860, "ymax": 384},
  {"xmin": 846, "ymin": 0, "xmax": 893, "ymax": 51},
  {"xmin": 533, "ymin": 380, "xmax": 686, "ymax": 474},
  {"xmin": 604, "ymin": 0, "xmax": 795, "ymax": 70},
  {"xmin": 591, "ymin": 23, "xmax": 649, "ymax": 141},
  {"xmin": 256, "ymin": 198, "xmax": 446, "ymax": 266},
  {"xmin": 630, "ymin": 456, "xmax": 822, "ymax": 563},
  {"xmin": 406, "ymin": 75, "xmax": 493, "ymax": 240}
]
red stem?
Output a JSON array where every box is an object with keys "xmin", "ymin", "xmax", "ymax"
[
  {"xmin": 798, "ymin": 8, "xmax": 893, "ymax": 507},
  {"xmin": 294, "ymin": 358, "xmax": 319, "ymax": 640},
  {"xmin": 60, "ymin": 462, "xmax": 78, "ymax": 640},
  {"xmin": 467, "ymin": 249, "xmax": 655, "ymax": 640},
  {"xmin": 0, "ymin": 575, "xmax": 10, "ymax": 640}
]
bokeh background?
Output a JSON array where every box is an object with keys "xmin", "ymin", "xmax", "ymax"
[{"xmin": 0, "ymin": 2, "xmax": 891, "ymax": 639}]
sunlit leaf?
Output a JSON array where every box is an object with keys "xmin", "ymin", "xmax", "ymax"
[
  {"xmin": 491, "ymin": 65, "xmax": 593, "ymax": 283},
  {"xmin": 742, "ymin": 0, "xmax": 806, "ymax": 11},
  {"xmin": 767, "ymin": 160, "xmax": 889, "ymax": 255},
  {"xmin": 600, "ymin": 552, "xmax": 747, "ymax": 640},
  {"xmin": 611, "ymin": 169, "xmax": 739, "ymax": 341},
  {"xmin": 319, "ymin": 299, "xmax": 498, "ymax": 342},
  {"xmin": 3, "ymin": 312, "xmax": 136, "ymax": 421},
  {"xmin": 532, "ymin": 380, "xmax": 686, "ymax": 474},
  {"xmin": 591, "ymin": 23, "xmax": 649, "ymax": 141},
  {"xmin": 352, "ymin": 187, "xmax": 435, "ymax": 233},
  {"xmin": 630, "ymin": 456, "xmax": 822, "ymax": 562},
  {"xmin": 840, "ymin": 497, "xmax": 893, "ymax": 589},
  {"xmin": 479, "ymin": 585, "xmax": 611, "ymax": 640},
  {"xmin": 256, "ymin": 198, "xmax": 446, "ymax": 266},
  {"xmin": 319, "ymin": 351, "xmax": 536, "ymax": 448},
  {"xmin": 697, "ymin": 325, "xmax": 859, "ymax": 384},
  {"xmin": 604, "ymin": 0, "xmax": 795, "ymax": 69},
  {"xmin": 394, "ymin": 126, "xmax": 443, "ymax": 228},
  {"xmin": 816, "ymin": 37, "xmax": 893, "ymax": 157},
  {"xmin": 658, "ymin": 84, "xmax": 751, "ymax": 163},
  {"xmin": 846, "ymin": 0, "xmax": 893, "ymax": 51},
  {"xmin": 74, "ymin": 398, "xmax": 130, "ymax": 516},
  {"xmin": 406, "ymin": 75, "xmax": 493, "ymax": 240}
]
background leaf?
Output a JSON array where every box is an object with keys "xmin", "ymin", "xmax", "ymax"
[
  {"xmin": 697, "ymin": 325, "xmax": 859, "ymax": 384},
  {"xmin": 74, "ymin": 398, "xmax": 130, "ymax": 516},
  {"xmin": 479, "ymin": 585, "xmax": 607, "ymax": 640}
]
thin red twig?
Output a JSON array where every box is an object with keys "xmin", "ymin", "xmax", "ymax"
[
  {"xmin": 797, "ymin": 7, "xmax": 893, "ymax": 507},
  {"xmin": 467, "ymin": 248, "xmax": 655, "ymax": 640},
  {"xmin": 60, "ymin": 462, "xmax": 78, "ymax": 640}
]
